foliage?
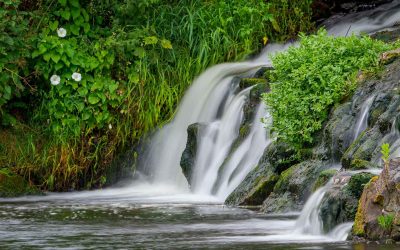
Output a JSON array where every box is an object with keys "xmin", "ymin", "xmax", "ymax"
[
  {"xmin": 0, "ymin": 0, "xmax": 315, "ymax": 191},
  {"xmin": 381, "ymin": 143, "xmax": 390, "ymax": 163},
  {"xmin": 263, "ymin": 29, "xmax": 394, "ymax": 148},
  {"xmin": 377, "ymin": 213, "xmax": 394, "ymax": 231},
  {"xmin": 0, "ymin": 0, "xmax": 33, "ymax": 126}
]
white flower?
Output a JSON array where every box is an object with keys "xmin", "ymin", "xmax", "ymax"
[
  {"xmin": 57, "ymin": 27, "xmax": 67, "ymax": 38},
  {"xmin": 50, "ymin": 74, "xmax": 61, "ymax": 85},
  {"xmin": 108, "ymin": 124, "xmax": 112, "ymax": 130},
  {"xmin": 71, "ymin": 72, "xmax": 82, "ymax": 82}
]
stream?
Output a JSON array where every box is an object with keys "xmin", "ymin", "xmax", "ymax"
[
  {"xmin": 2, "ymin": 1, "xmax": 400, "ymax": 249},
  {"xmin": 0, "ymin": 187, "xmax": 392, "ymax": 249}
]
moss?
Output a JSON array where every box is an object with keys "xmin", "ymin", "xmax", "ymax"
[
  {"xmin": 349, "ymin": 159, "xmax": 370, "ymax": 170},
  {"xmin": 242, "ymin": 174, "xmax": 279, "ymax": 205},
  {"xmin": 274, "ymin": 166, "xmax": 295, "ymax": 192},
  {"xmin": 353, "ymin": 198, "xmax": 366, "ymax": 236},
  {"xmin": 313, "ymin": 169, "xmax": 338, "ymax": 191},
  {"xmin": 380, "ymin": 48, "xmax": 400, "ymax": 65},
  {"xmin": 346, "ymin": 172, "xmax": 375, "ymax": 197},
  {"xmin": 239, "ymin": 78, "xmax": 268, "ymax": 89},
  {"xmin": 0, "ymin": 169, "xmax": 40, "ymax": 197}
]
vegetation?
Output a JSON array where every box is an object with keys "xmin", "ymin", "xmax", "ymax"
[
  {"xmin": 0, "ymin": 0, "xmax": 315, "ymax": 192},
  {"xmin": 263, "ymin": 30, "xmax": 396, "ymax": 149},
  {"xmin": 377, "ymin": 213, "xmax": 394, "ymax": 231}
]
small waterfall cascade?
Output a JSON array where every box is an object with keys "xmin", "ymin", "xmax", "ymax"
[
  {"xmin": 192, "ymin": 103, "xmax": 272, "ymax": 200},
  {"xmin": 138, "ymin": 44, "xmax": 289, "ymax": 195},
  {"xmin": 294, "ymin": 183, "xmax": 331, "ymax": 235},
  {"xmin": 352, "ymin": 96, "xmax": 375, "ymax": 141},
  {"xmin": 135, "ymin": 0, "xmax": 400, "ymax": 201}
]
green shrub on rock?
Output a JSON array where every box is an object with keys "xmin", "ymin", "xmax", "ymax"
[{"xmin": 263, "ymin": 29, "xmax": 395, "ymax": 149}]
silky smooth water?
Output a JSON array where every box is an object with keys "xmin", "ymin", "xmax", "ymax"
[
  {"xmin": 2, "ymin": 2, "xmax": 400, "ymax": 249},
  {"xmin": 0, "ymin": 191, "xmax": 390, "ymax": 250}
]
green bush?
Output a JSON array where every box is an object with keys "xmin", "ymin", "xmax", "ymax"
[
  {"xmin": 0, "ymin": 0, "xmax": 33, "ymax": 126},
  {"xmin": 263, "ymin": 29, "xmax": 395, "ymax": 148},
  {"xmin": 377, "ymin": 213, "xmax": 394, "ymax": 231}
]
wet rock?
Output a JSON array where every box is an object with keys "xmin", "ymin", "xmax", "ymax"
[
  {"xmin": 105, "ymin": 145, "xmax": 137, "ymax": 187},
  {"xmin": 261, "ymin": 160, "xmax": 327, "ymax": 213},
  {"xmin": 313, "ymin": 169, "xmax": 338, "ymax": 191},
  {"xmin": 226, "ymin": 140, "xmax": 298, "ymax": 206},
  {"xmin": 180, "ymin": 123, "xmax": 206, "ymax": 184},
  {"xmin": 253, "ymin": 66, "xmax": 274, "ymax": 78},
  {"xmin": 225, "ymin": 163, "xmax": 274, "ymax": 206},
  {"xmin": 0, "ymin": 169, "xmax": 40, "ymax": 197},
  {"xmin": 263, "ymin": 141, "xmax": 299, "ymax": 174},
  {"xmin": 352, "ymin": 158, "xmax": 400, "ymax": 241},
  {"xmin": 320, "ymin": 172, "xmax": 374, "ymax": 232},
  {"xmin": 380, "ymin": 48, "xmax": 400, "ymax": 65},
  {"xmin": 239, "ymin": 78, "xmax": 268, "ymax": 90}
]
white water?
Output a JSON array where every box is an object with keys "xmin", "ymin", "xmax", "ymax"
[
  {"xmin": 352, "ymin": 96, "xmax": 375, "ymax": 141},
  {"xmin": 295, "ymin": 184, "xmax": 331, "ymax": 235},
  {"xmin": 139, "ymin": 44, "xmax": 288, "ymax": 198}
]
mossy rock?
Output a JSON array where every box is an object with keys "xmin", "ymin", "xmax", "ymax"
[
  {"xmin": 239, "ymin": 78, "xmax": 268, "ymax": 90},
  {"xmin": 0, "ymin": 169, "xmax": 40, "ymax": 197},
  {"xmin": 264, "ymin": 141, "xmax": 298, "ymax": 174},
  {"xmin": 240, "ymin": 174, "xmax": 279, "ymax": 206},
  {"xmin": 349, "ymin": 159, "xmax": 372, "ymax": 170},
  {"xmin": 380, "ymin": 48, "xmax": 400, "ymax": 65},
  {"xmin": 313, "ymin": 169, "xmax": 338, "ymax": 191},
  {"xmin": 346, "ymin": 172, "xmax": 375, "ymax": 198}
]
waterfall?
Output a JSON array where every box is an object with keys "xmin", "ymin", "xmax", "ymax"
[
  {"xmin": 138, "ymin": 44, "xmax": 289, "ymax": 195},
  {"xmin": 135, "ymin": 0, "xmax": 400, "ymax": 202},
  {"xmin": 294, "ymin": 184, "xmax": 331, "ymax": 235},
  {"xmin": 352, "ymin": 96, "xmax": 375, "ymax": 141}
]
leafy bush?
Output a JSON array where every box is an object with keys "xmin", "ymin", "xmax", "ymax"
[
  {"xmin": 263, "ymin": 29, "xmax": 394, "ymax": 148},
  {"xmin": 0, "ymin": 0, "xmax": 33, "ymax": 126}
]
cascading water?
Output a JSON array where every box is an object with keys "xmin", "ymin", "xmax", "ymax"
[
  {"xmin": 352, "ymin": 96, "xmax": 375, "ymax": 141},
  {"xmin": 138, "ymin": 44, "xmax": 289, "ymax": 198},
  {"xmin": 294, "ymin": 183, "xmax": 331, "ymax": 235}
]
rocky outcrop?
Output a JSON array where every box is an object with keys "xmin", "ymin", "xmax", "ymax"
[
  {"xmin": 180, "ymin": 123, "xmax": 206, "ymax": 183},
  {"xmin": 352, "ymin": 158, "xmax": 400, "ymax": 242},
  {"xmin": 261, "ymin": 160, "xmax": 327, "ymax": 213},
  {"xmin": 225, "ymin": 141, "xmax": 298, "ymax": 206},
  {"xmin": 320, "ymin": 172, "xmax": 375, "ymax": 232}
]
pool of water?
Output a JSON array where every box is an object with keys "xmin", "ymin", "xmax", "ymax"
[{"xmin": 0, "ymin": 185, "xmax": 396, "ymax": 249}]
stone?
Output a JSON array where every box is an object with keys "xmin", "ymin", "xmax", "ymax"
[
  {"xmin": 180, "ymin": 123, "xmax": 206, "ymax": 184},
  {"xmin": 352, "ymin": 158, "xmax": 400, "ymax": 241}
]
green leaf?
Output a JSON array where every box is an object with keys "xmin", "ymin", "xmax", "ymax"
[
  {"xmin": 161, "ymin": 39, "xmax": 173, "ymax": 49},
  {"xmin": 58, "ymin": 0, "xmax": 67, "ymax": 6},
  {"xmin": 51, "ymin": 53, "xmax": 61, "ymax": 63},
  {"xmin": 60, "ymin": 10, "xmax": 71, "ymax": 20},
  {"xmin": 70, "ymin": 24, "xmax": 80, "ymax": 35},
  {"xmin": 88, "ymin": 94, "xmax": 100, "ymax": 104},
  {"xmin": 134, "ymin": 48, "xmax": 146, "ymax": 58},
  {"xmin": 82, "ymin": 112, "xmax": 90, "ymax": 120},
  {"xmin": 49, "ymin": 21, "xmax": 59, "ymax": 31},
  {"xmin": 77, "ymin": 87, "xmax": 88, "ymax": 96},
  {"xmin": 71, "ymin": 7, "xmax": 80, "ymax": 20},
  {"xmin": 144, "ymin": 36, "xmax": 158, "ymax": 45},
  {"xmin": 69, "ymin": 0, "xmax": 80, "ymax": 8}
]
